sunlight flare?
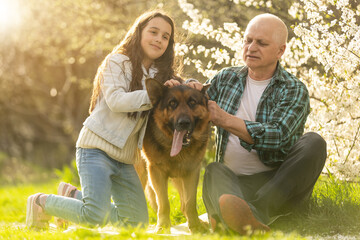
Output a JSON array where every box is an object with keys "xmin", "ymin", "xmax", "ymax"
[{"xmin": 0, "ymin": 0, "xmax": 22, "ymax": 32}]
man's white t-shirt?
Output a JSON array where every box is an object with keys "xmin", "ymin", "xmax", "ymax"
[{"xmin": 223, "ymin": 75, "xmax": 274, "ymax": 176}]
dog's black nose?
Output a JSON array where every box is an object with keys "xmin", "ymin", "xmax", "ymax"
[{"xmin": 176, "ymin": 116, "xmax": 191, "ymax": 131}]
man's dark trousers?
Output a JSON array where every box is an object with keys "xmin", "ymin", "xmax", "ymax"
[{"xmin": 202, "ymin": 132, "xmax": 327, "ymax": 226}]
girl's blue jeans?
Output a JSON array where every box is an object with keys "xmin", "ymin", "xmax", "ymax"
[{"xmin": 44, "ymin": 148, "xmax": 149, "ymax": 228}]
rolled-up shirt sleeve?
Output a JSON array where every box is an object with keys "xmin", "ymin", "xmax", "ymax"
[{"xmin": 240, "ymin": 81, "xmax": 309, "ymax": 153}]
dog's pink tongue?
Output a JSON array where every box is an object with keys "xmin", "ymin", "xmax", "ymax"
[{"xmin": 170, "ymin": 130, "xmax": 186, "ymax": 157}]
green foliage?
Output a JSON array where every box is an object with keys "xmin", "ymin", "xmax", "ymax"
[
  {"xmin": 54, "ymin": 159, "xmax": 80, "ymax": 186},
  {"xmin": 0, "ymin": 181, "xmax": 58, "ymax": 223},
  {"xmin": 271, "ymin": 174, "xmax": 360, "ymax": 237},
  {"xmin": 0, "ymin": 152, "xmax": 55, "ymax": 185}
]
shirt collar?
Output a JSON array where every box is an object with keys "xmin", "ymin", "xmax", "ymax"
[
  {"xmin": 271, "ymin": 62, "xmax": 287, "ymax": 83},
  {"xmin": 238, "ymin": 61, "xmax": 287, "ymax": 84}
]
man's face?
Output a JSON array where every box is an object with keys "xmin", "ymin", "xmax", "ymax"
[{"xmin": 242, "ymin": 20, "xmax": 285, "ymax": 75}]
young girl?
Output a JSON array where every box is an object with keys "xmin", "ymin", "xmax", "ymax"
[{"xmin": 26, "ymin": 10, "xmax": 180, "ymax": 229}]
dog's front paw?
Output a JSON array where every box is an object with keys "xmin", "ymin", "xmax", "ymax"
[
  {"xmin": 155, "ymin": 224, "xmax": 171, "ymax": 234},
  {"xmin": 189, "ymin": 219, "xmax": 210, "ymax": 234}
]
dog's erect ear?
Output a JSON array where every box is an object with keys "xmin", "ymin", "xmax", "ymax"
[
  {"xmin": 201, "ymin": 83, "xmax": 211, "ymax": 95},
  {"xmin": 145, "ymin": 78, "xmax": 166, "ymax": 106}
]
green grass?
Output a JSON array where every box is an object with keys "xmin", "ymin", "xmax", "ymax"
[
  {"xmin": 271, "ymin": 175, "xmax": 360, "ymax": 238},
  {"xmin": 0, "ymin": 170, "xmax": 359, "ymax": 239}
]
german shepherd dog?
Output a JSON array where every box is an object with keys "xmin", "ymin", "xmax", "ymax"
[{"xmin": 136, "ymin": 78, "xmax": 210, "ymax": 233}]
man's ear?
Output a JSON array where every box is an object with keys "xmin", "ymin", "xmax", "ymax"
[
  {"xmin": 145, "ymin": 78, "xmax": 166, "ymax": 106},
  {"xmin": 277, "ymin": 44, "xmax": 286, "ymax": 59}
]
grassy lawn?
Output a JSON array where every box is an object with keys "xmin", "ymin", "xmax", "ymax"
[{"xmin": 0, "ymin": 168, "xmax": 359, "ymax": 239}]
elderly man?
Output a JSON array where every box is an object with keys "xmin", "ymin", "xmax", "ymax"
[{"xmin": 197, "ymin": 14, "xmax": 327, "ymax": 234}]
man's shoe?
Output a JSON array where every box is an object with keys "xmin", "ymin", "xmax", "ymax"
[
  {"xmin": 26, "ymin": 193, "xmax": 51, "ymax": 229},
  {"xmin": 208, "ymin": 214, "xmax": 227, "ymax": 233},
  {"xmin": 55, "ymin": 182, "xmax": 78, "ymax": 228},
  {"xmin": 210, "ymin": 216, "xmax": 217, "ymax": 232},
  {"xmin": 219, "ymin": 194, "xmax": 270, "ymax": 235}
]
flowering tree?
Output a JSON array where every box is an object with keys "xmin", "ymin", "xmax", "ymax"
[{"xmin": 177, "ymin": 0, "xmax": 360, "ymax": 180}]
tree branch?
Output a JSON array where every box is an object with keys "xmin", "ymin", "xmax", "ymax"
[{"xmin": 343, "ymin": 121, "xmax": 360, "ymax": 164}]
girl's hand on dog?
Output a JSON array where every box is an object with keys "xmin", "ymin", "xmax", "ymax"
[
  {"xmin": 164, "ymin": 79, "xmax": 181, "ymax": 87},
  {"xmin": 186, "ymin": 81, "xmax": 203, "ymax": 91},
  {"xmin": 164, "ymin": 79, "xmax": 204, "ymax": 92}
]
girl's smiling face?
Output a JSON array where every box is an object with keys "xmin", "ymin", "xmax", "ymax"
[{"xmin": 141, "ymin": 17, "xmax": 172, "ymax": 69}]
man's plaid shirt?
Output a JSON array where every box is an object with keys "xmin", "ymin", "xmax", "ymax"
[{"xmin": 206, "ymin": 63, "xmax": 310, "ymax": 167}]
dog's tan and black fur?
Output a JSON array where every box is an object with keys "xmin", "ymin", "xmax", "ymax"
[{"xmin": 136, "ymin": 78, "xmax": 210, "ymax": 233}]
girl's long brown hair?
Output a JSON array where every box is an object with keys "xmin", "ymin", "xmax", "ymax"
[{"xmin": 89, "ymin": 10, "xmax": 181, "ymax": 118}]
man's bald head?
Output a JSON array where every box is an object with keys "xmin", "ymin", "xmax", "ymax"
[
  {"xmin": 242, "ymin": 13, "xmax": 288, "ymax": 79},
  {"xmin": 246, "ymin": 13, "xmax": 288, "ymax": 46}
]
